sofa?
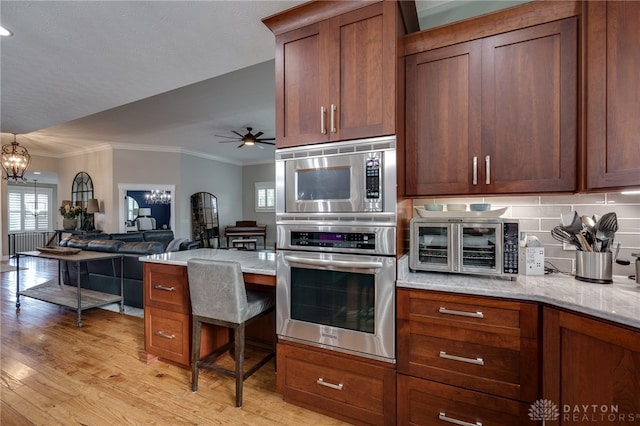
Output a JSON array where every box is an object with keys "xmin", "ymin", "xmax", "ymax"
[{"xmin": 59, "ymin": 230, "xmax": 197, "ymax": 308}]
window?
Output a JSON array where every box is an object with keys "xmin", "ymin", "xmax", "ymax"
[
  {"xmin": 8, "ymin": 185, "xmax": 52, "ymax": 232},
  {"xmin": 255, "ymin": 181, "xmax": 275, "ymax": 212}
]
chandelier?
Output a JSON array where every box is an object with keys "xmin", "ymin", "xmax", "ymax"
[
  {"xmin": 145, "ymin": 190, "xmax": 171, "ymax": 204},
  {"xmin": 2, "ymin": 133, "xmax": 31, "ymax": 182}
]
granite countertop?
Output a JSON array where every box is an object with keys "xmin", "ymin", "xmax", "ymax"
[
  {"xmin": 396, "ymin": 255, "xmax": 640, "ymax": 330},
  {"xmin": 139, "ymin": 248, "xmax": 276, "ymax": 276}
]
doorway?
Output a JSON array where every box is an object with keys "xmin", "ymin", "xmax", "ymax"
[{"xmin": 117, "ymin": 184, "xmax": 175, "ymax": 233}]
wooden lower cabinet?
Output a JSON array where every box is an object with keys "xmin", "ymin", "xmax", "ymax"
[
  {"xmin": 277, "ymin": 340, "xmax": 396, "ymax": 426},
  {"xmin": 543, "ymin": 308, "xmax": 640, "ymax": 424},
  {"xmin": 143, "ymin": 262, "xmax": 275, "ymax": 367},
  {"xmin": 397, "ymin": 289, "xmax": 540, "ymax": 425},
  {"xmin": 398, "ymin": 374, "xmax": 532, "ymax": 426}
]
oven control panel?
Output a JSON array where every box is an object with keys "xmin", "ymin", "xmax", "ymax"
[
  {"xmin": 365, "ymin": 158, "xmax": 381, "ymax": 199},
  {"xmin": 290, "ymin": 231, "xmax": 376, "ymax": 250}
]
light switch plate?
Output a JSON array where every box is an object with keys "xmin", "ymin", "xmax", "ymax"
[{"xmin": 525, "ymin": 247, "xmax": 545, "ymax": 275}]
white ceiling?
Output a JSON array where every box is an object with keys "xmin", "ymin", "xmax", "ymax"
[{"xmin": 0, "ymin": 1, "xmax": 437, "ymax": 167}]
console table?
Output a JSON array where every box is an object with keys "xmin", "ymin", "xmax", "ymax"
[{"xmin": 15, "ymin": 249, "xmax": 123, "ymax": 327}]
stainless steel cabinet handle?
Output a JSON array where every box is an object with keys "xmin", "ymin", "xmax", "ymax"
[
  {"xmin": 317, "ymin": 378, "xmax": 343, "ymax": 390},
  {"xmin": 439, "ymin": 307, "xmax": 484, "ymax": 318},
  {"xmin": 472, "ymin": 156, "xmax": 478, "ymax": 185},
  {"xmin": 485, "ymin": 155, "xmax": 491, "ymax": 185},
  {"xmin": 154, "ymin": 285, "xmax": 175, "ymax": 292},
  {"xmin": 330, "ymin": 104, "xmax": 337, "ymax": 133},
  {"xmin": 439, "ymin": 351, "xmax": 484, "ymax": 366},
  {"xmin": 439, "ymin": 412, "xmax": 482, "ymax": 426},
  {"xmin": 321, "ymin": 106, "xmax": 327, "ymax": 134},
  {"xmin": 154, "ymin": 331, "xmax": 175, "ymax": 339}
]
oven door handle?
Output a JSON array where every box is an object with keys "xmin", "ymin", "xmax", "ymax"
[{"xmin": 284, "ymin": 255, "xmax": 383, "ymax": 270}]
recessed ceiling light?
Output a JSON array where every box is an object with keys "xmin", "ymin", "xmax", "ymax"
[
  {"xmin": 621, "ymin": 190, "xmax": 640, "ymax": 195},
  {"xmin": 0, "ymin": 25, "xmax": 12, "ymax": 37}
]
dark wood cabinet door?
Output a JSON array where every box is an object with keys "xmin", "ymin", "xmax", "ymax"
[
  {"xmin": 586, "ymin": 1, "xmax": 640, "ymax": 190},
  {"xmin": 275, "ymin": 23, "xmax": 329, "ymax": 149},
  {"xmin": 482, "ymin": 17, "xmax": 577, "ymax": 193},
  {"xmin": 543, "ymin": 308, "xmax": 640, "ymax": 424},
  {"xmin": 334, "ymin": 2, "xmax": 394, "ymax": 142},
  {"xmin": 405, "ymin": 40, "xmax": 482, "ymax": 196}
]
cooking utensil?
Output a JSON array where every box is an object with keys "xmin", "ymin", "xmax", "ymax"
[
  {"xmin": 581, "ymin": 215, "xmax": 596, "ymax": 232},
  {"xmin": 561, "ymin": 211, "xmax": 582, "ymax": 233},
  {"xmin": 577, "ymin": 232, "xmax": 593, "ymax": 252},
  {"xmin": 551, "ymin": 226, "xmax": 582, "ymax": 250},
  {"xmin": 596, "ymin": 212, "xmax": 619, "ymax": 234}
]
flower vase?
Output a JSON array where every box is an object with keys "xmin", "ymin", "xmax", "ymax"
[{"xmin": 63, "ymin": 217, "xmax": 77, "ymax": 230}]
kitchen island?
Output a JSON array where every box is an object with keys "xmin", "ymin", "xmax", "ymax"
[{"xmin": 139, "ymin": 248, "xmax": 276, "ymax": 366}]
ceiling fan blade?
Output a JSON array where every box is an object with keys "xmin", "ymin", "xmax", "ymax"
[
  {"xmin": 256, "ymin": 137, "xmax": 276, "ymax": 141},
  {"xmin": 218, "ymin": 140, "xmax": 240, "ymax": 143},
  {"xmin": 214, "ymin": 134, "xmax": 237, "ymax": 138},
  {"xmin": 257, "ymin": 141, "xmax": 275, "ymax": 146},
  {"xmin": 232, "ymin": 130, "xmax": 245, "ymax": 138},
  {"xmin": 237, "ymin": 143, "xmax": 245, "ymax": 148},
  {"xmin": 254, "ymin": 131, "xmax": 264, "ymax": 138}
]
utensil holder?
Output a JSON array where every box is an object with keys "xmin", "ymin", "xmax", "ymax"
[{"xmin": 575, "ymin": 252, "xmax": 613, "ymax": 284}]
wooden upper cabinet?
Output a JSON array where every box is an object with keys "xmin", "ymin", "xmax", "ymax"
[
  {"xmin": 585, "ymin": 1, "xmax": 640, "ymax": 190},
  {"xmin": 265, "ymin": 1, "xmax": 404, "ymax": 148},
  {"xmin": 481, "ymin": 18, "xmax": 577, "ymax": 194},
  {"xmin": 405, "ymin": 3, "xmax": 579, "ymax": 196},
  {"xmin": 405, "ymin": 40, "xmax": 482, "ymax": 195}
]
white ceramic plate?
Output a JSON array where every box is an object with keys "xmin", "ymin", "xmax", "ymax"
[{"xmin": 414, "ymin": 207, "xmax": 508, "ymax": 218}]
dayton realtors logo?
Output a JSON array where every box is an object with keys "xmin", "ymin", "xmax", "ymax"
[
  {"xmin": 529, "ymin": 399, "xmax": 640, "ymax": 423},
  {"xmin": 529, "ymin": 399, "xmax": 560, "ymax": 425}
]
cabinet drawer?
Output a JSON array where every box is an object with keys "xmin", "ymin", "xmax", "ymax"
[
  {"xmin": 144, "ymin": 263, "xmax": 189, "ymax": 312},
  {"xmin": 145, "ymin": 307, "xmax": 189, "ymax": 366},
  {"xmin": 398, "ymin": 374, "xmax": 532, "ymax": 426},
  {"xmin": 397, "ymin": 289, "xmax": 539, "ymax": 401},
  {"xmin": 277, "ymin": 341, "xmax": 396, "ymax": 426},
  {"xmin": 398, "ymin": 290, "xmax": 539, "ymax": 337}
]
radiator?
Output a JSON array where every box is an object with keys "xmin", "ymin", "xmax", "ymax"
[{"xmin": 8, "ymin": 232, "xmax": 56, "ymax": 256}]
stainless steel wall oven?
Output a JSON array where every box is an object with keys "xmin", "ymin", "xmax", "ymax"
[{"xmin": 276, "ymin": 224, "xmax": 396, "ymax": 362}]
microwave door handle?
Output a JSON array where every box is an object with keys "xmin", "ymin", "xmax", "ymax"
[{"xmin": 284, "ymin": 255, "xmax": 383, "ymax": 270}]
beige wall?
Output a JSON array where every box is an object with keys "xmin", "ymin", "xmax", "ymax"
[
  {"xmin": 242, "ymin": 162, "xmax": 276, "ymax": 249},
  {"xmin": 58, "ymin": 149, "xmax": 113, "ymax": 231}
]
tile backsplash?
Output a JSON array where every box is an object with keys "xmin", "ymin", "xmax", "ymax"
[{"xmin": 413, "ymin": 193, "xmax": 640, "ymax": 277}]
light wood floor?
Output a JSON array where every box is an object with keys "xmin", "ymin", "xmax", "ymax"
[{"xmin": 1, "ymin": 257, "xmax": 351, "ymax": 425}]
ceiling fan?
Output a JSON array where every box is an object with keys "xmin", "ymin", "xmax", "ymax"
[{"xmin": 215, "ymin": 127, "xmax": 276, "ymax": 149}]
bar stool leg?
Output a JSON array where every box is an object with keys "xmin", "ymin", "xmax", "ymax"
[
  {"xmin": 235, "ymin": 323, "xmax": 245, "ymax": 407},
  {"xmin": 191, "ymin": 317, "xmax": 201, "ymax": 392}
]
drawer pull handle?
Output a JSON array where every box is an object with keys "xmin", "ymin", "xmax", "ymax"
[
  {"xmin": 154, "ymin": 331, "xmax": 175, "ymax": 339},
  {"xmin": 439, "ymin": 412, "xmax": 482, "ymax": 426},
  {"xmin": 439, "ymin": 351, "xmax": 484, "ymax": 366},
  {"xmin": 439, "ymin": 307, "xmax": 484, "ymax": 318},
  {"xmin": 154, "ymin": 285, "xmax": 175, "ymax": 292},
  {"xmin": 316, "ymin": 378, "xmax": 343, "ymax": 391}
]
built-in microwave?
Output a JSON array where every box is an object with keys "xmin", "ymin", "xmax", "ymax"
[
  {"xmin": 410, "ymin": 217, "xmax": 520, "ymax": 279},
  {"xmin": 275, "ymin": 136, "xmax": 397, "ymax": 223}
]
